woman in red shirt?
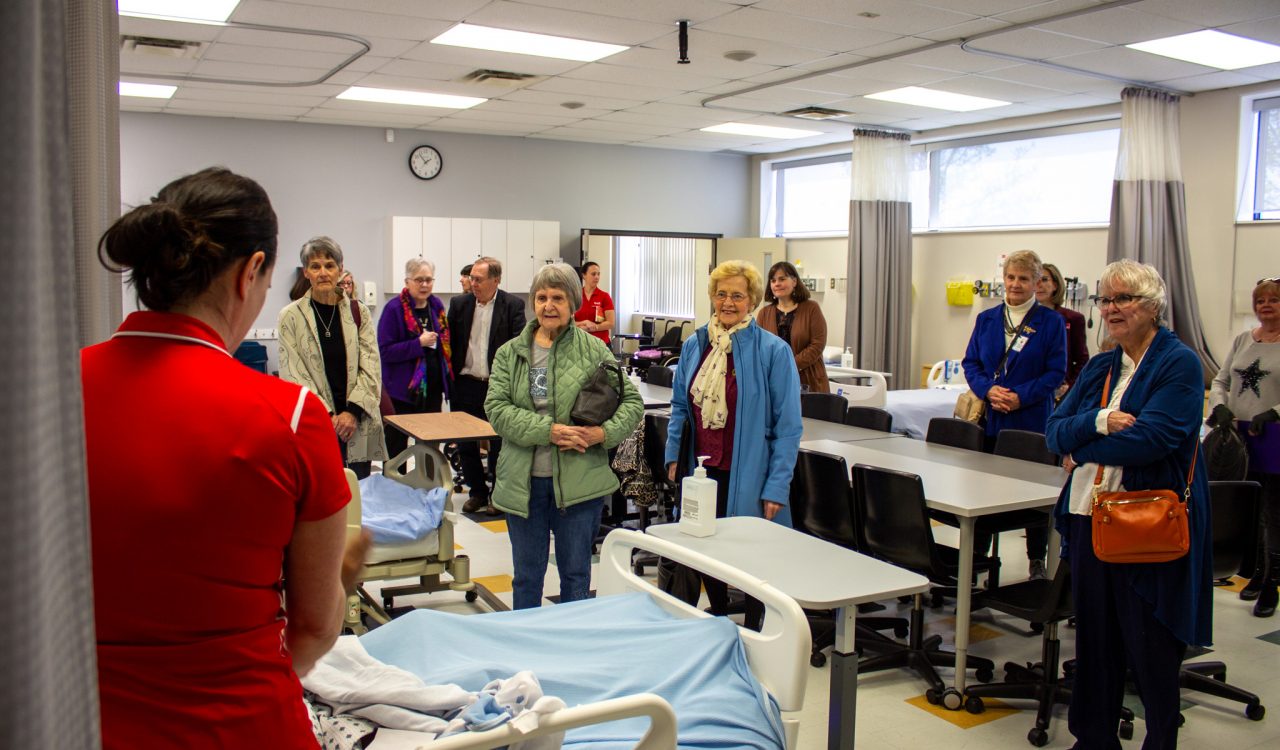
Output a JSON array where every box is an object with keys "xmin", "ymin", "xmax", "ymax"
[
  {"xmin": 573, "ymin": 261, "xmax": 614, "ymax": 346},
  {"xmin": 83, "ymin": 167, "xmax": 368, "ymax": 749}
]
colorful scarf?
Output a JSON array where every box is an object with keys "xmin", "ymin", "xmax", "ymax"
[
  {"xmin": 401, "ymin": 289, "xmax": 453, "ymax": 401},
  {"xmin": 690, "ymin": 317, "xmax": 751, "ymax": 429}
]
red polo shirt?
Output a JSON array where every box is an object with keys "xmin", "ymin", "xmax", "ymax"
[{"xmin": 83, "ymin": 311, "xmax": 349, "ymax": 749}]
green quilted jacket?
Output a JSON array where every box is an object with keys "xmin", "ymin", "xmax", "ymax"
[{"xmin": 485, "ymin": 321, "xmax": 643, "ymax": 518}]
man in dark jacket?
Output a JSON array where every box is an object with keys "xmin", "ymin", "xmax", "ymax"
[{"xmin": 448, "ymin": 256, "xmax": 526, "ymax": 514}]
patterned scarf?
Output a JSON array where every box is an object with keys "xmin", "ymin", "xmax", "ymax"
[
  {"xmin": 401, "ymin": 289, "xmax": 453, "ymax": 400},
  {"xmin": 690, "ymin": 317, "xmax": 751, "ymax": 429}
]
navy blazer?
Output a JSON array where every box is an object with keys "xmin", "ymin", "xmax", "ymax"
[
  {"xmin": 1046, "ymin": 327, "xmax": 1212, "ymax": 646},
  {"xmin": 962, "ymin": 302, "xmax": 1067, "ymax": 436},
  {"xmin": 447, "ymin": 289, "xmax": 527, "ymax": 377}
]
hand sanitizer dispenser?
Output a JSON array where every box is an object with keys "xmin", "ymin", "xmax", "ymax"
[
  {"xmin": 679, "ymin": 456, "xmax": 717, "ymax": 538},
  {"xmin": 840, "ymin": 347, "xmax": 854, "ymax": 369}
]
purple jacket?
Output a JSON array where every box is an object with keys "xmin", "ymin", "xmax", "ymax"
[{"xmin": 377, "ymin": 294, "xmax": 450, "ymax": 403}]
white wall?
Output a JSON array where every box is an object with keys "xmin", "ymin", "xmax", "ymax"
[{"xmin": 120, "ymin": 112, "xmax": 751, "ymax": 368}]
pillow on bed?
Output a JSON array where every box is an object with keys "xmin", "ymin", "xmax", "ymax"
[
  {"xmin": 358, "ymin": 474, "xmax": 447, "ymax": 544},
  {"xmin": 359, "ymin": 592, "xmax": 786, "ymax": 750}
]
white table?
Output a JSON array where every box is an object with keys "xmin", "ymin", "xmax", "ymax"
[
  {"xmin": 649, "ymin": 517, "xmax": 928, "ymax": 750},
  {"xmin": 882, "ymin": 388, "xmax": 961, "ymax": 439},
  {"xmin": 801, "ymin": 417, "xmax": 903, "ymax": 443},
  {"xmin": 634, "ymin": 382, "xmax": 673, "ymax": 408},
  {"xmin": 798, "ymin": 438, "xmax": 1065, "ymax": 703}
]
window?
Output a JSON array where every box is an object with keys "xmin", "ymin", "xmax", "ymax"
[
  {"xmin": 1252, "ymin": 97, "xmax": 1280, "ymax": 219},
  {"xmin": 614, "ymin": 235, "xmax": 694, "ymax": 318},
  {"xmin": 764, "ymin": 123, "xmax": 1119, "ymax": 235}
]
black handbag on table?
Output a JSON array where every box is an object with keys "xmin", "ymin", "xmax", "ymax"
[{"xmin": 571, "ymin": 360, "xmax": 625, "ymax": 426}]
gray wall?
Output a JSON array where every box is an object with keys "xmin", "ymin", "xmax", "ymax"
[{"xmin": 119, "ymin": 112, "xmax": 750, "ymax": 363}]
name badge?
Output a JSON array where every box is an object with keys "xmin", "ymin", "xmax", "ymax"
[{"xmin": 1012, "ymin": 335, "xmax": 1028, "ymax": 352}]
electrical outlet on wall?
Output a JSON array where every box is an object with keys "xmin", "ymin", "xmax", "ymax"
[{"xmin": 363, "ymin": 280, "xmax": 377, "ymax": 306}]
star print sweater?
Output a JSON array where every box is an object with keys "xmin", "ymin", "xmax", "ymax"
[{"xmin": 1209, "ymin": 330, "xmax": 1280, "ymax": 420}]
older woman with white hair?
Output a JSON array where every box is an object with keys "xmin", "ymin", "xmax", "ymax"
[
  {"xmin": 664, "ymin": 259, "xmax": 803, "ymax": 627},
  {"xmin": 1047, "ymin": 259, "xmax": 1211, "ymax": 749},
  {"xmin": 485, "ymin": 263, "xmax": 643, "ymax": 609},
  {"xmin": 377, "ymin": 257, "xmax": 453, "ymax": 462},
  {"xmin": 278, "ymin": 236, "xmax": 387, "ymax": 477}
]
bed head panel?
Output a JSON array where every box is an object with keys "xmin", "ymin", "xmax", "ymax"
[
  {"xmin": 598, "ymin": 529, "xmax": 810, "ymax": 713},
  {"xmin": 381, "ymin": 442, "xmax": 451, "ymax": 491}
]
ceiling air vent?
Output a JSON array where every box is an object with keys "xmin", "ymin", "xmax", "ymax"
[
  {"xmin": 782, "ymin": 106, "xmax": 854, "ymax": 121},
  {"xmin": 121, "ymin": 35, "xmax": 205, "ymax": 59},
  {"xmin": 457, "ymin": 69, "xmax": 543, "ymax": 88}
]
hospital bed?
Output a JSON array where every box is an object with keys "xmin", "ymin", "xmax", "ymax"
[
  {"xmin": 353, "ymin": 527, "xmax": 811, "ymax": 750},
  {"xmin": 343, "ymin": 444, "xmax": 476, "ymax": 634}
]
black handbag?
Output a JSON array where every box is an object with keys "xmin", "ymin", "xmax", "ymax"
[{"xmin": 571, "ymin": 360, "xmax": 625, "ymax": 426}]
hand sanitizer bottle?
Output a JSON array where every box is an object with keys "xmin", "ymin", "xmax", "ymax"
[
  {"xmin": 840, "ymin": 346, "xmax": 854, "ymax": 369},
  {"xmin": 679, "ymin": 456, "xmax": 717, "ymax": 538}
]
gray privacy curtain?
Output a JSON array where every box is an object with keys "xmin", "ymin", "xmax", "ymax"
[
  {"xmin": 0, "ymin": 0, "xmax": 115, "ymax": 747},
  {"xmin": 846, "ymin": 129, "xmax": 913, "ymax": 383},
  {"xmin": 1107, "ymin": 86, "xmax": 1217, "ymax": 383}
]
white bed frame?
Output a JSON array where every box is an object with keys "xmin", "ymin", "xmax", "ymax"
[{"xmin": 343, "ymin": 447, "xmax": 475, "ymax": 634}]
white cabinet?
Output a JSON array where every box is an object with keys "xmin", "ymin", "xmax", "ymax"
[{"xmin": 387, "ymin": 216, "xmax": 559, "ymax": 297}]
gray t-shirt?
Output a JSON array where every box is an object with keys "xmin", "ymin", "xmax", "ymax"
[
  {"xmin": 1210, "ymin": 330, "xmax": 1280, "ymax": 420},
  {"xmin": 529, "ymin": 342, "xmax": 554, "ymax": 477}
]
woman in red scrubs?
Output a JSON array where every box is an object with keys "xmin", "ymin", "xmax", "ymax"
[
  {"xmin": 573, "ymin": 260, "xmax": 614, "ymax": 346},
  {"xmin": 83, "ymin": 167, "xmax": 368, "ymax": 749}
]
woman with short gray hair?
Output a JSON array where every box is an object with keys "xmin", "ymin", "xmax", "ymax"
[
  {"xmin": 484, "ymin": 263, "xmax": 643, "ymax": 609},
  {"xmin": 377, "ymin": 257, "xmax": 453, "ymax": 464},
  {"xmin": 278, "ymin": 236, "xmax": 387, "ymax": 477},
  {"xmin": 1047, "ymin": 259, "xmax": 1211, "ymax": 747}
]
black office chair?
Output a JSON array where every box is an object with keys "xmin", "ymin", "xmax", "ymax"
[
  {"xmin": 1179, "ymin": 480, "xmax": 1266, "ymax": 721},
  {"xmin": 962, "ymin": 565, "xmax": 1075, "ymax": 746},
  {"xmin": 981, "ymin": 430, "xmax": 1062, "ymax": 591},
  {"xmin": 788, "ymin": 449, "xmax": 908, "ymax": 667},
  {"xmin": 644, "ymin": 364, "xmax": 674, "ymax": 387},
  {"xmin": 800, "ymin": 392, "xmax": 848, "ymax": 423},
  {"xmin": 845, "ymin": 406, "xmax": 893, "ymax": 432},
  {"xmin": 926, "ymin": 417, "xmax": 986, "ymax": 452},
  {"xmin": 633, "ymin": 413, "xmax": 677, "ymax": 575},
  {"xmin": 852, "ymin": 464, "xmax": 996, "ymax": 708}
]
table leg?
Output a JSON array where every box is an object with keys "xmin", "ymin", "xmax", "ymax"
[
  {"xmin": 829, "ymin": 605, "xmax": 858, "ymax": 750},
  {"xmin": 952, "ymin": 516, "xmax": 975, "ymax": 697},
  {"xmin": 1047, "ymin": 524, "xmax": 1061, "ymax": 576}
]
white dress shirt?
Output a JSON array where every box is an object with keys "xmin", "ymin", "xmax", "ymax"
[
  {"xmin": 461, "ymin": 296, "xmax": 495, "ymax": 380},
  {"xmin": 1067, "ymin": 350, "xmax": 1144, "ymax": 516}
]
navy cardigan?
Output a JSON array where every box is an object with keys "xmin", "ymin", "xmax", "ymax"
[
  {"xmin": 962, "ymin": 302, "xmax": 1067, "ymax": 436},
  {"xmin": 1046, "ymin": 327, "xmax": 1212, "ymax": 646}
]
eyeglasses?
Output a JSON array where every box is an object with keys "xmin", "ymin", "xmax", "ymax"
[
  {"xmin": 408, "ymin": 276, "xmax": 434, "ymax": 285},
  {"xmin": 1094, "ymin": 294, "xmax": 1146, "ymax": 309},
  {"xmin": 714, "ymin": 291, "xmax": 749, "ymax": 304},
  {"xmin": 469, "ymin": 275, "xmax": 489, "ymax": 285}
]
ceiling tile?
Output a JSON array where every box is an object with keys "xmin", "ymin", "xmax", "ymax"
[
  {"xmin": 1220, "ymin": 16, "xmax": 1280, "ymax": 47},
  {"xmin": 427, "ymin": 118, "xmax": 544, "ymax": 135},
  {"xmin": 897, "ymin": 44, "xmax": 1018, "ymax": 73},
  {"xmin": 940, "ymin": 73, "xmax": 1074, "ymax": 100},
  {"xmin": 191, "ymin": 59, "xmax": 331, "ymax": 83},
  {"xmin": 1035, "ymin": 7, "xmax": 1198, "ymax": 45},
  {"xmin": 965, "ymin": 28, "xmax": 1110, "ymax": 59},
  {"xmin": 1135, "ymin": 0, "xmax": 1280, "ymax": 27},
  {"xmin": 916, "ymin": 0, "xmax": 1065, "ymax": 16},
  {"xmin": 1156, "ymin": 70, "xmax": 1271, "ymax": 92},
  {"xmin": 397, "ymin": 39, "xmax": 587, "ymax": 76},
  {"xmin": 830, "ymin": 60, "xmax": 960, "ymax": 86},
  {"xmin": 562, "ymin": 61, "xmax": 728, "ymax": 91},
  {"xmin": 992, "ymin": 0, "xmax": 1109, "ymax": 26},
  {"xmin": 754, "ymin": 0, "xmax": 979, "ymax": 36},
  {"xmin": 119, "ymin": 56, "xmax": 199, "ymax": 77},
  {"xmin": 500, "ymin": 88, "xmax": 644, "ymax": 111},
  {"xmin": 374, "ymin": 58, "xmax": 496, "ymax": 83},
  {"xmin": 232, "ymin": 0, "xmax": 451, "ymax": 40},
  {"xmin": 119, "ymin": 15, "xmax": 223, "ymax": 41},
  {"xmin": 274, "ymin": 0, "xmax": 489, "ymax": 21},
  {"xmin": 461, "ymin": 0, "xmax": 674, "ymax": 45},
  {"xmin": 566, "ymin": 118, "xmax": 688, "ymax": 136},
  {"xmin": 526, "ymin": 76, "xmax": 684, "ymax": 102},
  {"xmin": 602, "ymin": 42, "xmax": 781, "ymax": 81},
  {"xmin": 211, "ymin": 26, "xmax": 407, "ymax": 57},
  {"xmin": 646, "ymin": 29, "xmax": 833, "ymax": 68},
  {"xmin": 977, "ymin": 61, "xmax": 1112, "ymax": 93},
  {"xmin": 200, "ymin": 43, "xmax": 354, "ymax": 69},
  {"xmin": 303, "ymin": 106, "xmax": 439, "ymax": 125},
  {"xmin": 163, "ymin": 99, "xmax": 311, "ymax": 117},
  {"xmin": 514, "ymin": 0, "xmax": 739, "ymax": 26},
  {"xmin": 696, "ymin": 8, "xmax": 904, "ymax": 53},
  {"xmin": 1052, "ymin": 46, "xmax": 1215, "ymax": 82},
  {"xmin": 1025, "ymin": 92, "xmax": 1117, "ymax": 110},
  {"xmin": 170, "ymin": 85, "xmax": 329, "ymax": 108},
  {"xmin": 449, "ymin": 104, "xmax": 584, "ymax": 124},
  {"xmin": 596, "ymin": 108, "xmax": 725, "ymax": 129}
]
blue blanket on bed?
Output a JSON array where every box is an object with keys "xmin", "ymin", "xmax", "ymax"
[
  {"xmin": 358, "ymin": 474, "xmax": 447, "ymax": 543},
  {"xmin": 360, "ymin": 593, "xmax": 785, "ymax": 749}
]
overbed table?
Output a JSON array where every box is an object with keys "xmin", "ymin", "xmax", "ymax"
[
  {"xmin": 798, "ymin": 437, "xmax": 1066, "ymax": 704},
  {"xmin": 384, "ymin": 411, "xmax": 505, "ymax": 611},
  {"xmin": 649, "ymin": 517, "xmax": 929, "ymax": 749},
  {"xmin": 635, "ymin": 382, "xmax": 673, "ymax": 408}
]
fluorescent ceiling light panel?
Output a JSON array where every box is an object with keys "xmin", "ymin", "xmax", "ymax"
[
  {"xmin": 337, "ymin": 86, "xmax": 486, "ymax": 109},
  {"xmin": 1126, "ymin": 30, "xmax": 1280, "ymax": 70},
  {"xmin": 701, "ymin": 122, "xmax": 822, "ymax": 139},
  {"xmin": 119, "ymin": 82, "xmax": 177, "ymax": 99},
  {"xmin": 431, "ymin": 23, "xmax": 627, "ymax": 62},
  {"xmin": 865, "ymin": 86, "xmax": 1008, "ymax": 111},
  {"xmin": 119, "ymin": 0, "xmax": 240, "ymax": 22}
]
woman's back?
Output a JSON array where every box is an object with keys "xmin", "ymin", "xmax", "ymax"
[{"xmin": 84, "ymin": 311, "xmax": 346, "ymax": 749}]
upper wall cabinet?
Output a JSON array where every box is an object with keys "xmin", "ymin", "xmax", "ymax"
[{"xmin": 388, "ymin": 216, "xmax": 560, "ymax": 294}]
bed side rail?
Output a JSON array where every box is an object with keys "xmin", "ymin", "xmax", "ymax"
[{"xmin": 417, "ymin": 693, "xmax": 677, "ymax": 750}]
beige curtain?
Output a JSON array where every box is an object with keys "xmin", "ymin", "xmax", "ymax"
[
  {"xmin": 0, "ymin": 0, "xmax": 118, "ymax": 746},
  {"xmin": 846, "ymin": 129, "xmax": 913, "ymax": 383},
  {"xmin": 1107, "ymin": 87, "xmax": 1217, "ymax": 383}
]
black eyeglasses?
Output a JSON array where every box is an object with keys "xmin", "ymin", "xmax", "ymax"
[{"xmin": 1093, "ymin": 294, "xmax": 1146, "ymax": 309}]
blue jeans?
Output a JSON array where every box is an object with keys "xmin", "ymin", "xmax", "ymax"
[{"xmin": 506, "ymin": 476, "xmax": 604, "ymax": 610}]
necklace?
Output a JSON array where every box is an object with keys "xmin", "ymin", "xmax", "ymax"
[
  {"xmin": 311, "ymin": 300, "xmax": 338, "ymax": 338},
  {"xmin": 1004, "ymin": 304, "xmax": 1016, "ymax": 335},
  {"xmin": 1257, "ymin": 327, "xmax": 1280, "ymax": 343}
]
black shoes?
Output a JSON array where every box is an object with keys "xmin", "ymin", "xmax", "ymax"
[{"xmin": 462, "ymin": 495, "xmax": 503, "ymax": 516}]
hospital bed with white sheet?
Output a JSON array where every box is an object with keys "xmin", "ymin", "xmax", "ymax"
[
  {"xmin": 349, "ymin": 527, "xmax": 812, "ymax": 750},
  {"xmin": 344, "ymin": 445, "xmax": 485, "ymax": 633}
]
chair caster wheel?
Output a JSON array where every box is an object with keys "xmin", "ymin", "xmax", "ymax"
[
  {"xmin": 894, "ymin": 624, "xmax": 909, "ymax": 638},
  {"xmin": 810, "ymin": 652, "xmax": 827, "ymax": 668},
  {"xmin": 942, "ymin": 688, "xmax": 963, "ymax": 710},
  {"xmin": 975, "ymin": 667, "xmax": 994, "ymax": 683},
  {"xmin": 925, "ymin": 688, "xmax": 942, "ymax": 705},
  {"xmin": 382, "ymin": 598, "xmax": 394, "ymax": 611},
  {"xmin": 1027, "ymin": 728, "xmax": 1048, "ymax": 747},
  {"xmin": 465, "ymin": 590, "xmax": 478, "ymax": 603},
  {"xmin": 1119, "ymin": 720, "xmax": 1134, "ymax": 740},
  {"xmin": 1246, "ymin": 702, "xmax": 1264, "ymax": 720},
  {"xmin": 965, "ymin": 695, "xmax": 985, "ymax": 714},
  {"xmin": 1030, "ymin": 622, "xmax": 1044, "ymax": 635}
]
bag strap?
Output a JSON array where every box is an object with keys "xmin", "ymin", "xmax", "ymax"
[
  {"xmin": 1090, "ymin": 365, "xmax": 1198, "ymax": 500},
  {"xmin": 992, "ymin": 303, "xmax": 1035, "ymax": 383},
  {"xmin": 350, "ymin": 299, "xmax": 361, "ymax": 327}
]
